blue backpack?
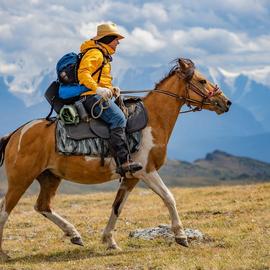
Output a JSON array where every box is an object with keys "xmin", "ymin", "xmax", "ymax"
[
  {"xmin": 56, "ymin": 48, "xmax": 107, "ymax": 85},
  {"xmin": 56, "ymin": 48, "xmax": 108, "ymax": 99},
  {"xmin": 56, "ymin": 52, "xmax": 81, "ymax": 85}
]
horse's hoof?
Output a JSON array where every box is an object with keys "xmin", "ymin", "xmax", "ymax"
[
  {"xmin": 175, "ymin": 237, "xmax": 189, "ymax": 247},
  {"xmin": 71, "ymin": 236, "xmax": 84, "ymax": 246},
  {"xmin": 0, "ymin": 251, "xmax": 11, "ymax": 262},
  {"xmin": 107, "ymin": 244, "xmax": 122, "ymax": 251}
]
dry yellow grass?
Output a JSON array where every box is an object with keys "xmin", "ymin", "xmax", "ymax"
[{"xmin": 0, "ymin": 183, "xmax": 269, "ymax": 270}]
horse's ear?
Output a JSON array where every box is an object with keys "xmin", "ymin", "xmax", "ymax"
[
  {"xmin": 178, "ymin": 58, "xmax": 195, "ymax": 82},
  {"xmin": 178, "ymin": 58, "xmax": 188, "ymax": 71}
]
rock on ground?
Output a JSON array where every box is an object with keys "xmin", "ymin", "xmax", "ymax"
[{"xmin": 129, "ymin": 224, "xmax": 204, "ymax": 241}]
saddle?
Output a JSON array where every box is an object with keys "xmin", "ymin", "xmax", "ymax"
[
  {"xmin": 65, "ymin": 97, "xmax": 148, "ymax": 140},
  {"xmin": 45, "ymin": 81, "xmax": 148, "ymax": 138},
  {"xmin": 45, "ymin": 81, "xmax": 148, "ymax": 158}
]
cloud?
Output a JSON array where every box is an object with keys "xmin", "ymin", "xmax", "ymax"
[
  {"xmin": 121, "ymin": 27, "xmax": 166, "ymax": 55},
  {"xmin": 0, "ymin": 63, "xmax": 18, "ymax": 74},
  {"xmin": 218, "ymin": 65, "xmax": 270, "ymax": 86},
  {"xmin": 141, "ymin": 3, "xmax": 168, "ymax": 23},
  {"xmin": 0, "ymin": 24, "xmax": 12, "ymax": 39},
  {"xmin": 0, "ymin": 0, "xmax": 270, "ymax": 106},
  {"xmin": 171, "ymin": 27, "xmax": 261, "ymax": 55},
  {"xmin": 210, "ymin": 0, "xmax": 268, "ymax": 15}
]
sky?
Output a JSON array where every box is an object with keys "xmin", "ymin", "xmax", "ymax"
[{"xmin": 0, "ymin": 0, "xmax": 270, "ymax": 106}]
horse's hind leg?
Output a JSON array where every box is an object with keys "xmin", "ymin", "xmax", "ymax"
[
  {"xmin": 0, "ymin": 176, "xmax": 34, "ymax": 261},
  {"xmin": 102, "ymin": 177, "xmax": 139, "ymax": 250},
  {"xmin": 0, "ymin": 197, "xmax": 9, "ymax": 261},
  {"xmin": 35, "ymin": 171, "xmax": 83, "ymax": 246}
]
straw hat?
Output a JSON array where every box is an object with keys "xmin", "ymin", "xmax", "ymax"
[{"xmin": 92, "ymin": 23, "xmax": 125, "ymax": 41}]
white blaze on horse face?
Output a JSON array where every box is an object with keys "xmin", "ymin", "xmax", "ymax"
[{"xmin": 18, "ymin": 120, "xmax": 43, "ymax": 152}]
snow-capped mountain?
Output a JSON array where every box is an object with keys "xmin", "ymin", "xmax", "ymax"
[
  {"xmin": 0, "ymin": 76, "xmax": 52, "ymax": 135},
  {"xmin": 207, "ymin": 67, "xmax": 270, "ymax": 132}
]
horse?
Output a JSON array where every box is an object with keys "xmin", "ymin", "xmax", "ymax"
[{"xmin": 0, "ymin": 58, "xmax": 231, "ymax": 260}]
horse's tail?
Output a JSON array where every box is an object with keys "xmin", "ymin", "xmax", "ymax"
[{"xmin": 0, "ymin": 134, "xmax": 12, "ymax": 167}]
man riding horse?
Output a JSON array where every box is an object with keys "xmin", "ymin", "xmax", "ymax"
[
  {"xmin": 0, "ymin": 21, "xmax": 232, "ymax": 259},
  {"xmin": 76, "ymin": 23, "xmax": 142, "ymax": 174}
]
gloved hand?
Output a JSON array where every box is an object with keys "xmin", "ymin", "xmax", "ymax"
[
  {"xmin": 111, "ymin": 86, "xmax": 121, "ymax": 98},
  {"xmin": 96, "ymin": 87, "xmax": 112, "ymax": 100}
]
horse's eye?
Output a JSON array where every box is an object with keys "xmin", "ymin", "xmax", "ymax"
[{"xmin": 199, "ymin": 79, "xmax": 207, "ymax": 84}]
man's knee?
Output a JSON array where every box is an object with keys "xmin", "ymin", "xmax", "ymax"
[{"xmin": 111, "ymin": 114, "xmax": 126, "ymax": 129}]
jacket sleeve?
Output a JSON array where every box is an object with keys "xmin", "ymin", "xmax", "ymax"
[{"xmin": 77, "ymin": 49, "xmax": 103, "ymax": 92}]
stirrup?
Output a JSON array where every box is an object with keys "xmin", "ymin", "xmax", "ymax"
[{"xmin": 116, "ymin": 161, "xmax": 143, "ymax": 175}]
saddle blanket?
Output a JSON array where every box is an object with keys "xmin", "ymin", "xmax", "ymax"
[{"xmin": 56, "ymin": 120, "xmax": 142, "ymax": 157}]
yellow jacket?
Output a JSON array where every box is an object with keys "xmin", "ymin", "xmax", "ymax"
[{"xmin": 78, "ymin": 40, "xmax": 115, "ymax": 96}]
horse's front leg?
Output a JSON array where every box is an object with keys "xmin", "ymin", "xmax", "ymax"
[
  {"xmin": 141, "ymin": 171, "xmax": 188, "ymax": 247},
  {"xmin": 102, "ymin": 177, "xmax": 139, "ymax": 250}
]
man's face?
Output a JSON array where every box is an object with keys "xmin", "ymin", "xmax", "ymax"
[{"xmin": 108, "ymin": 38, "xmax": 120, "ymax": 51}]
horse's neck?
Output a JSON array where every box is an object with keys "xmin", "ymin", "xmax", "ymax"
[{"xmin": 144, "ymin": 75, "xmax": 185, "ymax": 144}]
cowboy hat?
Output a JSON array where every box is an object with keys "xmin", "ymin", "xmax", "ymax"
[{"xmin": 92, "ymin": 23, "xmax": 125, "ymax": 41}]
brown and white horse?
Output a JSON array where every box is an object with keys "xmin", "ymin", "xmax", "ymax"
[{"xmin": 0, "ymin": 59, "xmax": 231, "ymax": 260}]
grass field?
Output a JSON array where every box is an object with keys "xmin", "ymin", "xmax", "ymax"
[{"xmin": 0, "ymin": 183, "xmax": 269, "ymax": 270}]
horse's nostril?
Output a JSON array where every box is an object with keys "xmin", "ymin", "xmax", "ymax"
[{"xmin": 227, "ymin": 100, "xmax": 232, "ymax": 106}]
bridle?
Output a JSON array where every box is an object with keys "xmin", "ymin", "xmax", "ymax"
[
  {"xmin": 176, "ymin": 60, "xmax": 222, "ymax": 112},
  {"xmin": 121, "ymin": 58, "xmax": 222, "ymax": 114}
]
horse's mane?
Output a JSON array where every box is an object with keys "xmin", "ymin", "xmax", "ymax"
[
  {"xmin": 155, "ymin": 59, "xmax": 180, "ymax": 90},
  {"xmin": 154, "ymin": 58, "xmax": 195, "ymax": 90}
]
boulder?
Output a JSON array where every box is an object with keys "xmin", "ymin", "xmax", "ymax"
[{"xmin": 129, "ymin": 224, "xmax": 204, "ymax": 241}]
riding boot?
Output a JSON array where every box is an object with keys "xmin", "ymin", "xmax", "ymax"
[{"xmin": 110, "ymin": 127, "xmax": 142, "ymax": 175}]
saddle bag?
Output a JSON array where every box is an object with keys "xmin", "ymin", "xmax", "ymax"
[
  {"xmin": 44, "ymin": 81, "xmax": 81, "ymax": 120},
  {"xmin": 44, "ymin": 81, "xmax": 64, "ymax": 114}
]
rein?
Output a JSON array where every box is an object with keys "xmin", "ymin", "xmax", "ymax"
[
  {"xmin": 120, "ymin": 58, "xmax": 223, "ymax": 114},
  {"xmin": 119, "ymin": 58, "xmax": 223, "ymax": 114},
  {"xmin": 120, "ymin": 81, "xmax": 221, "ymax": 114},
  {"xmin": 120, "ymin": 89, "xmax": 200, "ymax": 113}
]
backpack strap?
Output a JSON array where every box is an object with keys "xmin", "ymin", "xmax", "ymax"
[
  {"xmin": 45, "ymin": 101, "xmax": 54, "ymax": 121},
  {"xmin": 78, "ymin": 47, "xmax": 111, "ymax": 83}
]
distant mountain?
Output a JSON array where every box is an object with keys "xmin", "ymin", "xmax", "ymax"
[
  {"xmin": 117, "ymin": 64, "xmax": 165, "ymax": 90},
  {"xmin": 0, "ymin": 76, "xmax": 53, "ymax": 135},
  {"xmin": 159, "ymin": 150, "xmax": 270, "ymax": 187},
  {"xmin": 207, "ymin": 67, "xmax": 270, "ymax": 132},
  {"xmin": 167, "ymin": 108, "xmax": 270, "ymax": 162},
  {"xmin": 1, "ymin": 150, "xmax": 269, "ymax": 195},
  {"xmin": 195, "ymin": 150, "xmax": 270, "ymax": 179}
]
